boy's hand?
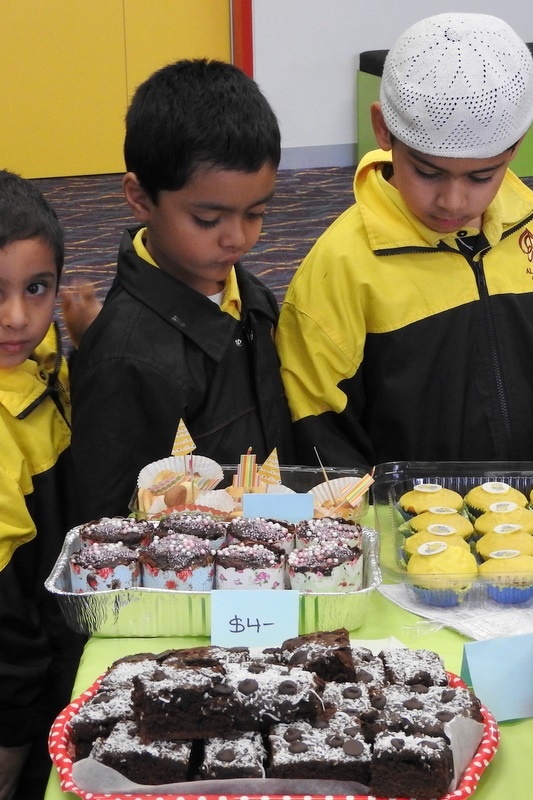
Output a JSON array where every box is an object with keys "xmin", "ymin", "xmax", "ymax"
[
  {"xmin": 60, "ymin": 278, "xmax": 103, "ymax": 349},
  {"xmin": 0, "ymin": 743, "xmax": 31, "ymax": 800}
]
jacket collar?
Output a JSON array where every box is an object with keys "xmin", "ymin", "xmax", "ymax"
[
  {"xmin": 0, "ymin": 322, "xmax": 64, "ymax": 419},
  {"xmin": 117, "ymin": 227, "xmax": 277, "ymax": 361}
]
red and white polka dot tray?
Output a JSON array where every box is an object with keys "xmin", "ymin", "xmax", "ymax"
[{"xmin": 49, "ymin": 672, "xmax": 499, "ymax": 800}]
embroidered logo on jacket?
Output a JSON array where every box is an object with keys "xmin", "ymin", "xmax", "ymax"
[{"xmin": 519, "ymin": 227, "xmax": 533, "ymax": 263}]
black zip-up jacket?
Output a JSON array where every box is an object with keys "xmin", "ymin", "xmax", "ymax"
[{"xmin": 71, "ymin": 227, "xmax": 295, "ymax": 521}]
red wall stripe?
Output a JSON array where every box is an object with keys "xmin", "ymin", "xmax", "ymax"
[{"xmin": 231, "ymin": 0, "xmax": 254, "ymax": 77}]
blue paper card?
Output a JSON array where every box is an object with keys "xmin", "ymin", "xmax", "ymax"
[
  {"xmin": 242, "ymin": 492, "xmax": 314, "ymax": 522},
  {"xmin": 210, "ymin": 589, "xmax": 299, "ymax": 647},
  {"xmin": 461, "ymin": 633, "xmax": 533, "ymax": 721}
]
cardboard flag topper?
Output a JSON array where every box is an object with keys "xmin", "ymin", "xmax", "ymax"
[
  {"xmin": 171, "ymin": 419, "xmax": 196, "ymax": 457},
  {"xmin": 258, "ymin": 447, "xmax": 281, "ymax": 486}
]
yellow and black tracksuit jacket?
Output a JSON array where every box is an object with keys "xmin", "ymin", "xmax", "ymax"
[
  {"xmin": 277, "ymin": 149, "xmax": 533, "ymax": 468},
  {"xmin": 0, "ymin": 324, "xmax": 83, "ymax": 748}
]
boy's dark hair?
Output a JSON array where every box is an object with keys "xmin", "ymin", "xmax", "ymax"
[
  {"xmin": 0, "ymin": 169, "xmax": 64, "ymax": 281},
  {"xmin": 124, "ymin": 59, "xmax": 281, "ymax": 202}
]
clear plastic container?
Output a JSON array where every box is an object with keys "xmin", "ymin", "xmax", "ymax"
[{"xmin": 372, "ymin": 460, "xmax": 533, "ymax": 608}]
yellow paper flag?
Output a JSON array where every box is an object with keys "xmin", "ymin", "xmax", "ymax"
[
  {"xmin": 171, "ymin": 419, "xmax": 196, "ymax": 457},
  {"xmin": 258, "ymin": 448, "xmax": 281, "ymax": 485}
]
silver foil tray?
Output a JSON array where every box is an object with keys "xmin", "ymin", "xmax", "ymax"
[{"xmin": 45, "ymin": 527, "xmax": 381, "ymax": 637}]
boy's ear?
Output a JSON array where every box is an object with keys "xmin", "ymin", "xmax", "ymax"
[
  {"xmin": 122, "ymin": 172, "xmax": 153, "ymax": 221},
  {"xmin": 371, "ymin": 102, "xmax": 393, "ymax": 151}
]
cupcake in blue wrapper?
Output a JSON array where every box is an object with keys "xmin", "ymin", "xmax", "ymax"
[
  {"xmin": 479, "ymin": 551, "xmax": 533, "ymax": 604},
  {"xmin": 464, "ymin": 482, "xmax": 527, "ymax": 519},
  {"xmin": 475, "ymin": 530, "xmax": 533, "ymax": 561},
  {"xmin": 405, "ymin": 507, "xmax": 474, "ymax": 539},
  {"xmin": 406, "ymin": 541, "xmax": 478, "ymax": 607},
  {"xmin": 398, "ymin": 485, "xmax": 464, "ymax": 520},
  {"xmin": 473, "ymin": 501, "xmax": 533, "ymax": 537},
  {"xmin": 401, "ymin": 527, "xmax": 472, "ymax": 568}
]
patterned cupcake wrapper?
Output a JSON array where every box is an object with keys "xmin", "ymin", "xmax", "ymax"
[
  {"xmin": 288, "ymin": 558, "xmax": 363, "ymax": 593},
  {"xmin": 70, "ymin": 563, "xmax": 140, "ymax": 593},
  {"xmin": 214, "ymin": 563, "xmax": 285, "ymax": 590},
  {"xmin": 141, "ymin": 563, "xmax": 214, "ymax": 591}
]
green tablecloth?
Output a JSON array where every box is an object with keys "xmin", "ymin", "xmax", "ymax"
[{"xmin": 44, "ymin": 588, "xmax": 531, "ymax": 799}]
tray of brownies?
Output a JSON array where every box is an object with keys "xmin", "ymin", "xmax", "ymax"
[{"xmin": 48, "ymin": 629, "xmax": 499, "ymax": 800}]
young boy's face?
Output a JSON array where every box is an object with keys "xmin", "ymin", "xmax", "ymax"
[
  {"xmin": 124, "ymin": 163, "xmax": 277, "ymax": 295},
  {"xmin": 0, "ymin": 238, "xmax": 57, "ymax": 369},
  {"xmin": 387, "ymin": 139, "xmax": 516, "ymax": 234},
  {"xmin": 371, "ymin": 102, "xmax": 518, "ymax": 234}
]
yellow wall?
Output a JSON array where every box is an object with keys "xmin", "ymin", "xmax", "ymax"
[
  {"xmin": 0, "ymin": 1, "xmax": 231, "ymax": 178},
  {"xmin": 124, "ymin": 0, "xmax": 231, "ymax": 100}
]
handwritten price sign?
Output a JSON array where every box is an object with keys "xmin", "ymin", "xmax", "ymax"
[{"xmin": 210, "ymin": 589, "xmax": 299, "ymax": 646}]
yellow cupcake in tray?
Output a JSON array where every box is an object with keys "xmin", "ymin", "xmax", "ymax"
[
  {"xmin": 405, "ymin": 508, "xmax": 474, "ymax": 539},
  {"xmin": 406, "ymin": 540, "xmax": 479, "ymax": 607},
  {"xmin": 464, "ymin": 482, "xmax": 527, "ymax": 518},
  {"xmin": 479, "ymin": 550, "xmax": 533, "ymax": 604},
  {"xmin": 399, "ymin": 484, "xmax": 464, "ymax": 518},
  {"xmin": 475, "ymin": 530, "xmax": 533, "ymax": 560},
  {"xmin": 473, "ymin": 501, "xmax": 533, "ymax": 536},
  {"xmin": 403, "ymin": 529, "xmax": 471, "ymax": 560}
]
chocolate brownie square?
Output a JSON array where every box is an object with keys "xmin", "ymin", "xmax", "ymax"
[
  {"xmin": 321, "ymin": 680, "xmax": 372, "ymax": 717},
  {"xmin": 361, "ymin": 683, "xmax": 483, "ymax": 742},
  {"xmin": 379, "ymin": 647, "xmax": 448, "ymax": 687},
  {"xmin": 279, "ymin": 628, "xmax": 357, "ymax": 682},
  {"xmin": 268, "ymin": 718, "xmax": 371, "ymax": 784},
  {"xmin": 132, "ymin": 663, "xmax": 234, "ymax": 741},
  {"xmin": 91, "ymin": 720, "xmax": 192, "ymax": 784},
  {"xmin": 69, "ymin": 688, "xmax": 135, "ymax": 760},
  {"xmin": 199, "ymin": 732, "xmax": 266, "ymax": 779},
  {"xmin": 369, "ymin": 732, "xmax": 453, "ymax": 800},
  {"xmin": 224, "ymin": 662, "xmax": 325, "ymax": 732}
]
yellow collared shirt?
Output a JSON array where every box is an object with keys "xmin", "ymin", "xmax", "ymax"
[{"xmin": 132, "ymin": 227, "xmax": 241, "ymax": 320}]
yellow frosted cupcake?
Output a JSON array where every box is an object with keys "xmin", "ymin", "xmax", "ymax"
[
  {"xmin": 403, "ymin": 530, "xmax": 471, "ymax": 561},
  {"xmin": 406, "ymin": 541, "xmax": 478, "ymax": 606},
  {"xmin": 399, "ymin": 485, "xmax": 464, "ymax": 518},
  {"xmin": 475, "ymin": 530, "xmax": 533, "ymax": 560},
  {"xmin": 473, "ymin": 501, "xmax": 533, "ymax": 536},
  {"xmin": 464, "ymin": 482, "xmax": 527, "ymax": 518},
  {"xmin": 406, "ymin": 508, "xmax": 474, "ymax": 539},
  {"xmin": 479, "ymin": 551, "xmax": 533, "ymax": 604}
]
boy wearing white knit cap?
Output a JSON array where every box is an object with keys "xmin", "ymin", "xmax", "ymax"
[{"xmin": 277, "ymin": 13, "xmax": 533, "ymax": 469}]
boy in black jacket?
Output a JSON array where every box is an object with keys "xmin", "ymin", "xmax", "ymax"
[{"xmin": 70, "ymin": 59, "xmax": 295, "ymax": 521}]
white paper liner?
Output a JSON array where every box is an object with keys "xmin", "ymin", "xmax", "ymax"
[
  {"xmin": 144, "ymin": 488, "xmax": 236, "ymax": 518},
  {"xmin": 137, "ymin": 455, "xmax": 224, "ymax": 490},
  {"xmin": 310, "ymin": 476, "xmax": 369, "ymax": 519}
]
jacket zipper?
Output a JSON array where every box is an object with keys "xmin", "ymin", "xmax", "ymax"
[{"xmin": 468, "ymin": 253, "xmax": 513, "ymax": 455}]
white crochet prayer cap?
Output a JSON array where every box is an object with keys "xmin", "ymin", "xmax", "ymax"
[{"xmin": 380, "ymin": 13, "xmax": 533, "ymax": 158}]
